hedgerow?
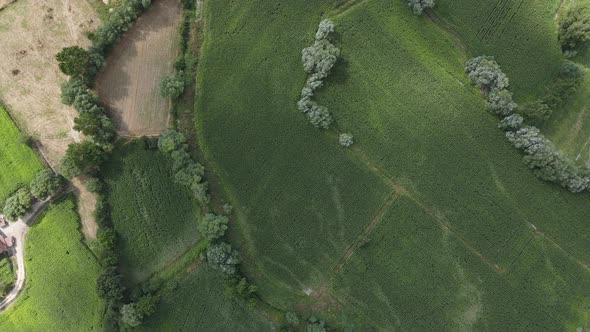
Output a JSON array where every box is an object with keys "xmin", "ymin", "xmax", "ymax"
[{"xmin": 466, "ymin": 56, "xmax": 590, "ymax": 192}]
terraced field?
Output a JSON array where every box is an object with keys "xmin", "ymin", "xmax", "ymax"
[
  {"xmin": 196, "ymin": 0, "xmax": 590, "ymax": 329},
  {"xmin": 0, "ymin": 106, "xmax": 43, "ymax": 202},
  {"xmin": 0, "ymin": 197, "xmax": 103, "ymax": 331},
  {"xmin": 102, "ymin": 139, "xmax": 201, "ymax": 283}
]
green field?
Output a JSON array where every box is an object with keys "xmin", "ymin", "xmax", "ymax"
[
  {"xmin": 434, "ymin": 0, "xmax": 563, "ymax": 101},
  {"xmin": 141, "ymin": 266, "xmax": 273, "ymax": 331},
  {"xmin": 102, "ymin": 139, "xmax": 201, "ymax": 283},
  {"xmin": 196, "ymin": 0, "xmax": 590, "ymax": 329},
  {"xmin": 0, "ymin": 256, "xmax": 13, "ymax": 299},
  {"xmin": 0, "ymin": 197, "xmax": 103, "ymax": 331},
  {"xmin": 0, "ymin": 106, "xmax": 43, "ymax": 202}
]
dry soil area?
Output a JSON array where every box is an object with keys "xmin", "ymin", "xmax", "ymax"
[
  {"xmin": 96, "ymin": 0, "xmax": 181, "ymax": 137},
  {"xmin": 0, "ymin": 0, "xmax": 99, "ymax": 239}
]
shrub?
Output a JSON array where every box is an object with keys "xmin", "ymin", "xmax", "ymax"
[
  {"xmin": 339, "ymin": 133, "xmax": 354, "ymax": 147},
  {"xmin": 485, "ymin": 89, "xmax": 517, "ymax": 116},
  {"xmin": 97, "ymin": 228, "xmax": 116, "ymax": 250},
  {"xmin": 55, "ymin": 46, "xmax": 89, "ymax": 78},
  {"xmin": 85, "ymin": 177, "xmax": 104, "ymax": 193},
  {"xmin": 519, "ymin": 101, "xmax": 552, "ymax": 120},
  {"xmin": 198, "ymin": 213, "xmax": 229, "ymax": 241},
  {"xmin": 465, "ymin": 56, "xmax": 509, "ymax": 93},
  {"xmin": 29, "ymin": 169, "xmax": 63, "ymax": 199},
  {"xmin": 558, "ymin": 2, "xmax": 590, "ymax": 51},
  {"xmin": 408, "ymin": 0, "xmax": 434, "ymax": 15},
  {"xmin": 3, "ymin": 187, "xmax": 33, "ymax": 221},
  {"xmin": 160, "ymin": 73, "xmax": 185, "ymax": 99},
  {"xmin": 285, "ymin": 312, "xmax": 300, "ymax": 326},
  {"xmin": 206, "ymin": 242, "xmax": 240, "ymax": 276}
]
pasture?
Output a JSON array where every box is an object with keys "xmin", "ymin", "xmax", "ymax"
[
  {"xmin": 197, "ymin": 0, "xmax": 590, "ymax": 329},
  {"xmin": 434, "ymin": 0, "xmax": 563, "ymax": 101},
  {"xmin": 0, "ymin": 197, "xmax": 103, "ymax": 331},
  {"xmin": 0, "ymin": 106, "xmax": 43, "ymax": 202},
  {"xmin": 96, "ymin": 0, "xmax": 181, "ymax": 137},
  {"xmin": 101, "ymin": 139, "xmax": 201, "ymax": 284},
  {"xmin": 0, "ymin": 257, "xmax": 13, "ymax": 300},
  {"xmin": 141, "ymin": 266, "xmax": 273, "ymax": 331}
]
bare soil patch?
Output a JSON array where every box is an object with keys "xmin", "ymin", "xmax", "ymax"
[
  {"xmin": 0, "ymin": 0, "xmax": 99, "ymax": 239},
  {"xmin": 95, "ymin": 0, "xmax": 181, "ymax": 137}
]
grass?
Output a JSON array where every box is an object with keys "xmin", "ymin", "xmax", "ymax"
[
  {"xmin": 197, "ymin": 0, "xmax": 590, "ymax": 329},
  {"xmin": 0, "ymin": 106, "xmax": 43, "ymax": 202},
  {"xmin": 434, "ymin": 0, "xmax": 564, "ymax": 101},
  {"xmin": 141, "ymin": 266, "xmax": 274, "ymax": 331},
  {"xmin": 101, "ymin": 139, "xmax": 201, "ymax": 284},
  {"xmin": 0, "ymin": 256, "xmax": 13, "ymax": 299},
  {"xmin": 0, "ymin": 196, "xmax": 103, "ymax": 331},
  {"xmin": 196, "ymin": 0, "xmax": 392, "ymax": 308}
]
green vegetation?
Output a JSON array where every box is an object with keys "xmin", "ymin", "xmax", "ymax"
[
  {"xmin": 141, "ymin": 266, "xmax": 273, "ymax": 331},
  {"xmin": 434, "ymin": 0, "xmax": 563, "ymax": 100},
  {"xmin": 558, "ymin": 1, "xmax": 590, "ymax": 52},
  {"xmin": 160, "ymin": 73, "xmax": 185, "ymax": 99},
  {"xmin": 2, "ymin": 187, "xmax": 32, "ymax": 221},
  {"xmin": 197, "ymin": 0, "xmax": 590, "ymax": 329},
  {"xmin": 0, "ymin": 257, "xmax": 13, "ymax": 300},
  {"xmin": 29, "ymin": 169, "xmax": 63, "ymax": 200},
  {"xmin": 55, "ymin": 46, "xmax": 89, "ymax": 79},
  {"xmin": 0, "ymin": 197, "xmax": 103, "ymax": 331},
  {"xmin": 101, "ymin": 139, "xmax": 201, "ymax": 283},
  {"xmin": 0, "ymin": 107, "xmax": 43, "ymax": 203}
]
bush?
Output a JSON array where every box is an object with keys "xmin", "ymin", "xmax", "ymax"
[
  {"xmin": 85, "ymin": 177, "xmax": 104, "ymax": 193},
  {"xmin": 55, "ymin": 46, "xmax": 89, "ymax": 78},
  {"xmin": 29, "ymin": 169, "xmax": 63, "ymax": 199},
  {"xmin": 558, "ymin": 2, "xmax": 590, "ymax": 51},
  {"xmin": 198, "ymin": 213, "xmax": 229, "ymax": 241},
  {"xmin": 160, "ymin": 73, "xmax": 185, "ymax": 99},
  {"xmin": 519, "ymin": 101, "xmax": 552, "ymax": 120},
  {"xmin": 408, "ymin": 0, "xmax": 434, "ymax": 15},
  {"xmin": 339, "ymin": 133, "xmax": 354, "ymax": 147},
  {"xmin": 285, "ymin": 312, "xmax": 300, "ymax": 326},
  {"xmin": 206, "ymin": 242, "xmax": 240, "ymax": 276},
  {"xmin": 3, "ymin": 187, "xmax": 33, "ymax": 221}
]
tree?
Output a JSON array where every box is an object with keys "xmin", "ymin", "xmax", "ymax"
[
  {"xmin": 58, "ymin": 141, "xmax": 104, "ymax": 179},
  {"xmin": 338, "ymin": 133, "xmax": 354, "ymax": 147},
  {"xmin": 160, "ymin": 73, "xmax": 185, "ymax": 98},
  {"xmin": 158, "ymin": 130, "xmax": 187, "ymax": 155},
  {"xmin": 97, "ymin": 266, "xmax": 124, "ymax": 303},
  {"xmin": 301, "ymin": 39, "xmax": 340, "ymax": 76},
  {"xmin": 315, "ymin": 20, "xmax": 335, "ymax": 40},
  {"xmin": 85, "ymin": 177, "xmax": 104, "ymax": 193},
  {"xmin": 73, "ymin": 112, "xmax": 115, "ymax": 143},
  {"xmin": 558, "ymin": 3, "xmax": 590, "ymax": 51},
  {"xmin": 485, "ymin": 89, "xmax": 517, "ymax": 116},
  {"xmin": 121, "ymin": 304, "xmax": 142, "ymax": 327},
  {"xmin": 206, "ymin": 242, "xmax": 240, "ymax": 276},
  {"xmin": 55, "ymin": 46, "xmax": 89, "ymax": 77},
  {"xmin": 29, "ymin": 169, "xmax": 63, "ymax": 199},
  {"xmin": 198, "ymin": 213, "xmax": 229, "ymax": 241},
  {"xmin": 60, "ymin": 78, "xmax": 86, "ymax": 105},
  {"xmin": 3, "ymin": 188, "xmax": 33, "ymax": 221},
  {"xmin": 408, "ymin": 0, "xmax": 434, "ymax": 15},
  {"xmin": 498, "ymin": 114, "xmax": 523, "ymax": 131},
  {"xmin": 285, "ymin": 312, "xmax": 300, "ymax": 326},
  {"xmin": 465, "ymin": 56, "xmax": 509, "ymax": 93}
]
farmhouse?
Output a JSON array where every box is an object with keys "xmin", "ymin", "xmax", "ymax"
[{"xmin": 0, "ymin": 236, "xmax": 13, "ymax": 255}]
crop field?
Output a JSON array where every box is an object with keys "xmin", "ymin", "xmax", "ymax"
[
  {"xmin": 197, "ymin": 0, "xmax": 590, "ymax": 329},
  {"xmin": 434, "ymin": 0, "xmax": 563, "ymax": 101},
  {"xmin": 95, "ymin": 0, "xmax": 181, "ymax": 137},
  {"xmin": 102, "ymin": 139, "xmax": 201, "ymax": 283},
  {"xmin": 197, "ymin": 0, "xmax": 393, "ymax": 307},
  {"xmin": 0, "ymin": 106, "xmax": 43, "ymax": 202},
  {"xmin": 0, "ymin": 197, "xmax": 103, "ymax": 331},
  {"xmin": 141, "ymin": 266, "xmax": 273, "ymax": 331}
]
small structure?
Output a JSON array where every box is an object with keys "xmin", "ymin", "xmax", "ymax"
[
  {"xmin": 0, "ymin": 237, "xmax": 10, "ymax": 255},
  {"xmin": 0, "ymin": 216, "xmax": 7, "ymax": 229}
]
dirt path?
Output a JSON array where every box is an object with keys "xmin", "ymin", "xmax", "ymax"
[{"xmin": 0, "ymin": 197, "xmax": 53, "ymax": 312}]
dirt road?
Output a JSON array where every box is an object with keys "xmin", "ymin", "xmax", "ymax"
[{"xmin": 0, "ymin": 198, "xmax": 51, "ymax": 312}]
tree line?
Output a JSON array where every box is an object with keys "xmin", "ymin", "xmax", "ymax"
[{"xmin": 465, "ymin": 56, "xmax": 590, "ymax": 193}]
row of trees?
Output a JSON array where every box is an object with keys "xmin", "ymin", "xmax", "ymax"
[
  {"xmin": 298, "ymin": 20, "xmax": 340, "ymax": 129},
  {"xmin": 2, "ymin": 170, "xmax": 63, "ymax": 221},
  {"xmin": 157, "ymin": 130, "xmax": 209, "ymax": 204},
  {"xmin": 465, "ymin": 56, "xmax": 590, "ymax": 192}
]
